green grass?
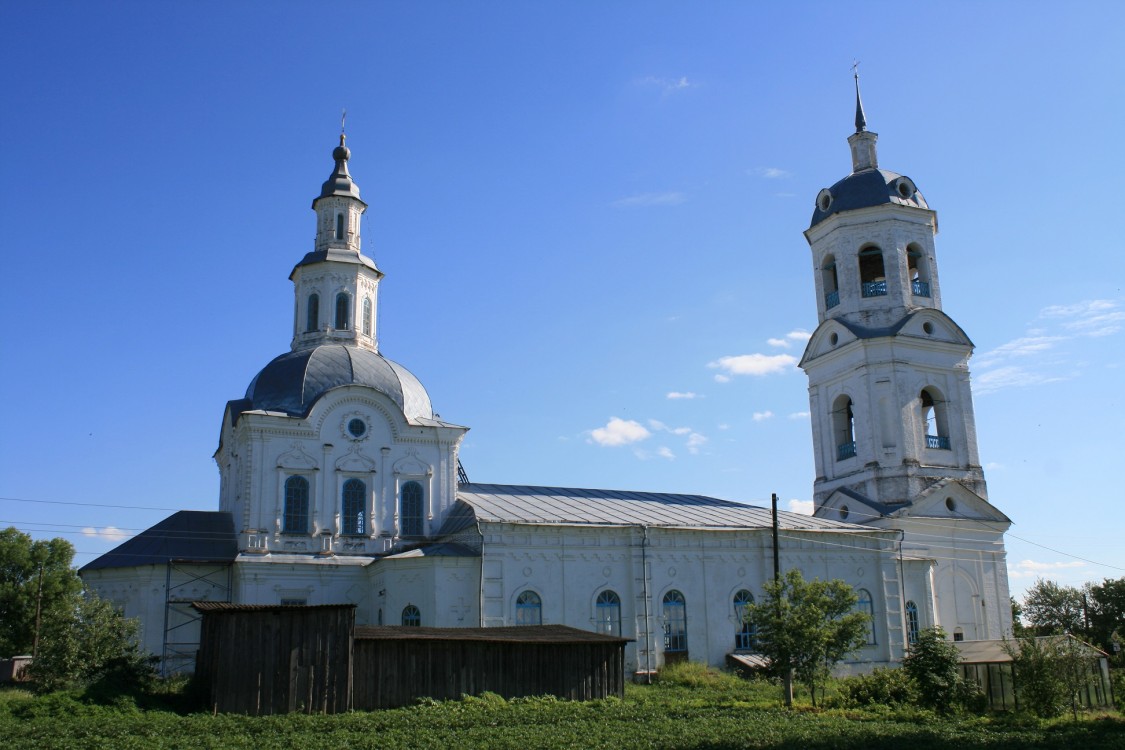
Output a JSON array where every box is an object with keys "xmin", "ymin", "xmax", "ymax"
[{"xmin": 1, "ymin": 679, "xmax": 1122, "ymax": 749}]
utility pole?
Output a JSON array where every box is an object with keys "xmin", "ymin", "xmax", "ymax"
[
  {"xmin": 772, "ymin": 493, "xmax": 793, "ymax": 707},
  {"xmin": 33, "ymin": 564, "xmax": 44, "ymax": 658}
]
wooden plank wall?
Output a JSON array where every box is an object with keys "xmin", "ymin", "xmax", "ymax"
[
  {"xmin": 196, "ymin": 608, "xmax": 354, "ymax": 715},
  {"xmin": 352, "ymin": 639, "xmax": 625, "ymax": 709}
]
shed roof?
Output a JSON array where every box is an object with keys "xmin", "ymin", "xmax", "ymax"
[
  {"xmin": 192, "ymin": 602, "xmax": 356, "ymax": 613},
  {"xmin": 954, "ymin": 635, "xmax": 1108, "ymax": 664},
  {"xmin": 448, "ymin": 483, "xmax": 867, "ymax": 532},
  {"xmin": 80, "ymin": 511, "xmax": 237, "ymax": 572},
  {"xmin": 354, "ymin": 624, "xmax": 631, "ymax": 644}
]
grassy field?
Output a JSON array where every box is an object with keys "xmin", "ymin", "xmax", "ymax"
[{"xmin": 3, "ymin": 674, "xmax": 1122, "ymax": 750}]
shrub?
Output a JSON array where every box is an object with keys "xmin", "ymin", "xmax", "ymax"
[
  {"xmin": 903, "ymin": 627, "xmax": 963, "ymax": 713},
  {"xmin": 654, "ymin": 661, "xmax": 743, "ymax": 689},
  {"xmin": 834, "ymin": 667, "xmax": 916, "ymax": 708}
]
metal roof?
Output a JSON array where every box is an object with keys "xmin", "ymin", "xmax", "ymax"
[
  {"xmin": 954, "ymin": 635, "xmax": 1108, "ymax": 664},
  {"xmin": 354, "ymin": 624, "xmax": 630, "ymax": 644},
  {"xmin": 452, "ymin": 483, "xmax": 868, "ymax": 531},
  {"xmin": 809, "ymin": 168, "xmax": 928, "ymax": 228},
  {"xmin": 80, "ymin": 511, "xmax": 236, "ymax": 572},
  {"xmin": 240, "ymin": 344, "xmax": 433, "ymax": 422}
]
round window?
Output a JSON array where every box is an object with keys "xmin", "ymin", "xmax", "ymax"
[
  {"xmin": 923, "ymin": 321, "xmax": 934, "ymax": 335},
  {"xmin": 839, "ymin": 505, "xmax": 849, "ymax": 520},
  {"xmin": 816, "ymin": 189, "xmax": 833, "ymax": 213},
  {"xmin": 347, "ymin": 418, "xmax": 367, "ymax": 438},
  {"xmin": 945, "ymin": 497, "xmax": 957, "ymax": 512},
  {"xmin": 829, "ymin": 332, "xmax": 839, "ymax": 346}
]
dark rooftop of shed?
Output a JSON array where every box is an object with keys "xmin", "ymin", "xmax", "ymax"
[
  {"xmin": 192, "ymin": 602, "xmax": 356, "ymax": 614},
  {"xmin": 355, "ymin": 624, "xmax": 631, "ymax": 645}
]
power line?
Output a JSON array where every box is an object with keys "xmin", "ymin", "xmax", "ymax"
[{"xmin": 0, "ymin": 495, "xmax": 189, "ymax": 512}]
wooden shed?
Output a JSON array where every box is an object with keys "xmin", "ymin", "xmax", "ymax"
[
  {"xmin": 352, "ymin": 624, "xmax": 630, "ymax": 709},
  {"xmin": 193, "ymin": 603, "xmax": 355, "ymax": 715}
]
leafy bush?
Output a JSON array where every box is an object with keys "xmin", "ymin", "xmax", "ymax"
[
  {"xmin": 1112, "ymin": 669, "xmax": 1125, "ymax": 712},
  {"xmin": 834, "ymin": 667, "xmax": 916, "ymax": 708},
  {"xmin": 903, "ymin": 627, "xmax": 964, "ymax": 713}
]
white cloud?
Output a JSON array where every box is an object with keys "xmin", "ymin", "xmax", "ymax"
[
  {"xmin": 757, "ymin": 167, "xmax": 790, "ymax": 179},
  {"xmin": 767, "ymin": 338, "xmax": 789, "ymax": 348},
  {"xmin": 1009, "ymin": 559, "xmax": 1087, "ymax": 578},
  {"xmin": 666, "ymin": 391, "xmax": 699, "ymax": 400},
  {"xmin": 767, "ymin": 330, "xmax": 810, "ymax": 349},
  {"xmin": 788, "ymin": 411, "xmax": 810, "ymax": 419},
  {"xmin": 752, "ymin": 410, "xmax": 773, "ymax": 422},
  {"xmin": 82, "ymin": 526, "xmax": 129, "ymax": 542},
  {"xmin": 788, "ymin": 499, "xmax": 814, "ymax": 515},
  {"xmin": 589, "ymin": 417, "xmax": 650, "ymax": 447},
  {"xmin": 612, "ymin": 192, "xmax": 687, "ymax": 208},
  {"xmin": 708, "ymin": 353, "xmax": 797, "ymax": 377},
  {"xmin": 656, "ymin": 446, "xmax": 676, "ymax": 460},
  {"xmin": 685, "ymin": 432, "xmax": 707, "ymax": 454},
  {"xmin": 638, "ymin": 75, "xmax": 694, "ymax": 95},
  {"xmin": 973, "ymin": 366, "xmax": 1068, "ymax": 395},
  {"xmin": 713, "ymin": 373, "xmax": 731, "ymax": 383}
]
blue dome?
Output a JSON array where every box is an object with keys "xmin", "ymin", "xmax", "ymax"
[
  {"xmin": 243, "ymin": 345, "xmax": 433, "ymax": 421},
  {"xmin": 810, "ymin": 168, "xmax": 928, "ymax": 229}
]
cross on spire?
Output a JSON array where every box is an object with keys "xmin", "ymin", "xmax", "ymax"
[{"xmin": 852, "ymin": 62, "xmax": 868, "ymax": 133}]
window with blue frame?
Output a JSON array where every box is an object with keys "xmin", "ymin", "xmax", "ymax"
[
  {"xmin": 663, "ymin": 590, "xmax": 687, "ymax": 653},
  {"xmin": 341, "ymin": 478, "xmax": 365, "ymax": 535},
  {"xmin": 402, "ymin": 604, "xmax": 421, "ymax": 627},
  {"xmin": 335, "ymin": 213, "xmax": 345, "ymax": 240},
  {"xmin": 857, "ymin": 588, "xmax": 876, "ymax": 645},
  {"xmin": 516, "ymin": 590, "xmax": 542, "ymax": 625},
  {"xmin": 733, "ymin": 589, "xmax": 756, "ymax": 650},
  {"xmin": 596, "ymin": 590, "xmax": 622, "ymax": 636},
  {"xmin": 400, "ymin": 481, "xmax": 424, "ymax": 536},
  {"xmin": 362, "ymin": 296, "xmax": 372, "ymax": 336},
  {"xmin": 335, "ymin": 293, "xmax": 350, "ymax": 330},
  {"xmin": 306, "ymin": 294, "xmax": 319, "ymax": 332},
  {"xmin": 859, "ymin": 247, "xmax": 887, "ymax": 297},
  {"xmin": 283, "ymin": 476, "xmax": 309, "ymax": 533},
  {"xmin": 906, "ymin": 601, "xmax": 919, "ymax": 645}
]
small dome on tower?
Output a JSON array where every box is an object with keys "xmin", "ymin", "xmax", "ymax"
[
  {"xmin": 315, "ymin": 134, "xmax": 362, "ymax": 204},
  {"xmin": 809, "ymin": 169, "xmax": 928, "ymax": 228}
]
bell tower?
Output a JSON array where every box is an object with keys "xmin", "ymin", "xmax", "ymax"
[
  {"xmin": 799, "ymin": 76, "xmax": 1012, "ymax": 642},
  {"xmin": 290, "ymin": 132, "xmax": 384, "ymax": 353}
]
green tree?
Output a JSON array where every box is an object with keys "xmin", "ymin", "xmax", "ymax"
[
  {"xmin": 1023, "ymin": 579, "xmax": 1085, "ymax": 637},
  {"xmin": 26, "ymin": 588, "xmax": 153, "ymax": 694},
  {"xmin": 1087, "ymin": 577, "xmax": 1125, "ymax": 656},
  {"xmin": 902, "ymin": 627, "xmax": 963, "ymax": 712},
  {"xmin": 744, "ymin": 569, "xmax": 871, "ymax": 707},
  {"xmin": 1003, "ymin": 635, "xmax": 1097, "ymax": 720},
  {"xmin": 0, "ymin": 527, "xmax": 82, "ymax": 657}
]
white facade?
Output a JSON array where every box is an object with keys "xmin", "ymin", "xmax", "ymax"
[{"xmin": 83, "ymin": 105, "xmax": 1011, "ymax": 674}]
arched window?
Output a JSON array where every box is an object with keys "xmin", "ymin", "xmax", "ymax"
[
  {"xmin": 400, "ymin": 481, "xmax": 424, "ymax": 537},
  {"xmin": 733, "ymin": 589, "xmax": 756, "ymax": 651},
  {"xmin": 908, "ymin": 245, "xmax": 931, "ymax": 297},
  {"xmin": 920, "ymin": 388, "xmax": 951, "ymax": 450},
  {"xmin": 334, "ymin": 293, "xmax": 350, "ymax": 330},
  {"xmin": 596, "ymin": 590, "xmax": 622, "ymax": 636},
  {"xmin": 362, "ymin": 296, "xmax": 372, "ymax": 336},
  {"xmin": 859, "ymin": 247, "xmax": 887, "ymax": 297},
  {"xmin": 283, "ymin": 476, "xmax": 309, "ymax": 534},
  {"xmin": 402, "ymin": 604, "xmax": 421, "ymax": 627},
  {"xmin": 856, "ymin": 588, "xmax": 876, "ymax": 645},
  {"xmin": 833, "ymin": 394, "xmax": 856, "ymax": 461},
  {"xmin": 516, "ymin": 590, "xmax": 542, "ymax": 625},
  {"xmin": 906, "ymin": 601, "xmax": 919, "ymax": 645},
  {"xmin": 306, "ymin": 294, "xmax": 319, "ymax": 333},
  {"xmin": 822, "ymin": 255, "xmax": 840, "ymax": 309},
  {"xmin": 335, "ymin": 213, "xmax": 345, "ymax": 241},
  {"xmin": 341, "ymin": 478, "xmax": 365, "ymax": 535},
  {"xmin": 662, "ymin": 590, "xmax": 687, "ymax": 654}
]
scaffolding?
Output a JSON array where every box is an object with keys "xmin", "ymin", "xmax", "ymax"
[{"xmin": 161, "ymin": 560, "xmax": 232, "ymax": 677}]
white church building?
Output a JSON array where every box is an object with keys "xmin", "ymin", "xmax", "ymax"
[{"xmin": 82, "ymin": 87, "xmax": 1012, "ymax": 676}]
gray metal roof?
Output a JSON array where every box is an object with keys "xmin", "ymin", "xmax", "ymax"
[
  {"xmin": 312, "ymin": 137, "xmax": 364, "ymax": 206},
  {"xmin": 452, "ymin": 483, "xmax": 867, "ymax": 531},
  {"xmin": 240, "ymin": 344, "xmax": 433, "ymax": 422},
  {"xmin": 809, "ymin": 168, "xmax": 928, "ymax": 228},
  {"xmin": 80, "ymin": 511, "xmax": 236, "ymax": 572}
]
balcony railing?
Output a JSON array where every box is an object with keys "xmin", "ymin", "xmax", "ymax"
[
  {"xmin": 825, "ymin": 289, "xmax": 840, "ymax": 309},
  {"xmin": 861, "ymin": 280, "xmax": 887, "ymax": 298},
  {"xmin": 926, "ymin": 434, "xmax": 951, "ymax": 450},
  {"xmin": 912, "ymin": 279, "xmax": 931, "ymax": 297},
  {"xmin": 837, "ymin": 441, "xmax": 857, "ymax": 461}
]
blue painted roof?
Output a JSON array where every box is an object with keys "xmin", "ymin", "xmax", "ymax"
[
  {"xmin": 80, "ymin": 511, "xmax": 236, "ymax": 571},
  {"xmin": 809, "ymin": 168, "xmax": 928, "ymax": 228},
  {"xmin": 239, "ymin": 344, "xmax": 433, "ymax": 422}
]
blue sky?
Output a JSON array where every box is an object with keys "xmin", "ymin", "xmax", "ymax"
[{"xmin": 1, "ymin": 1, "xmax": 1122, "ymax": 601}]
